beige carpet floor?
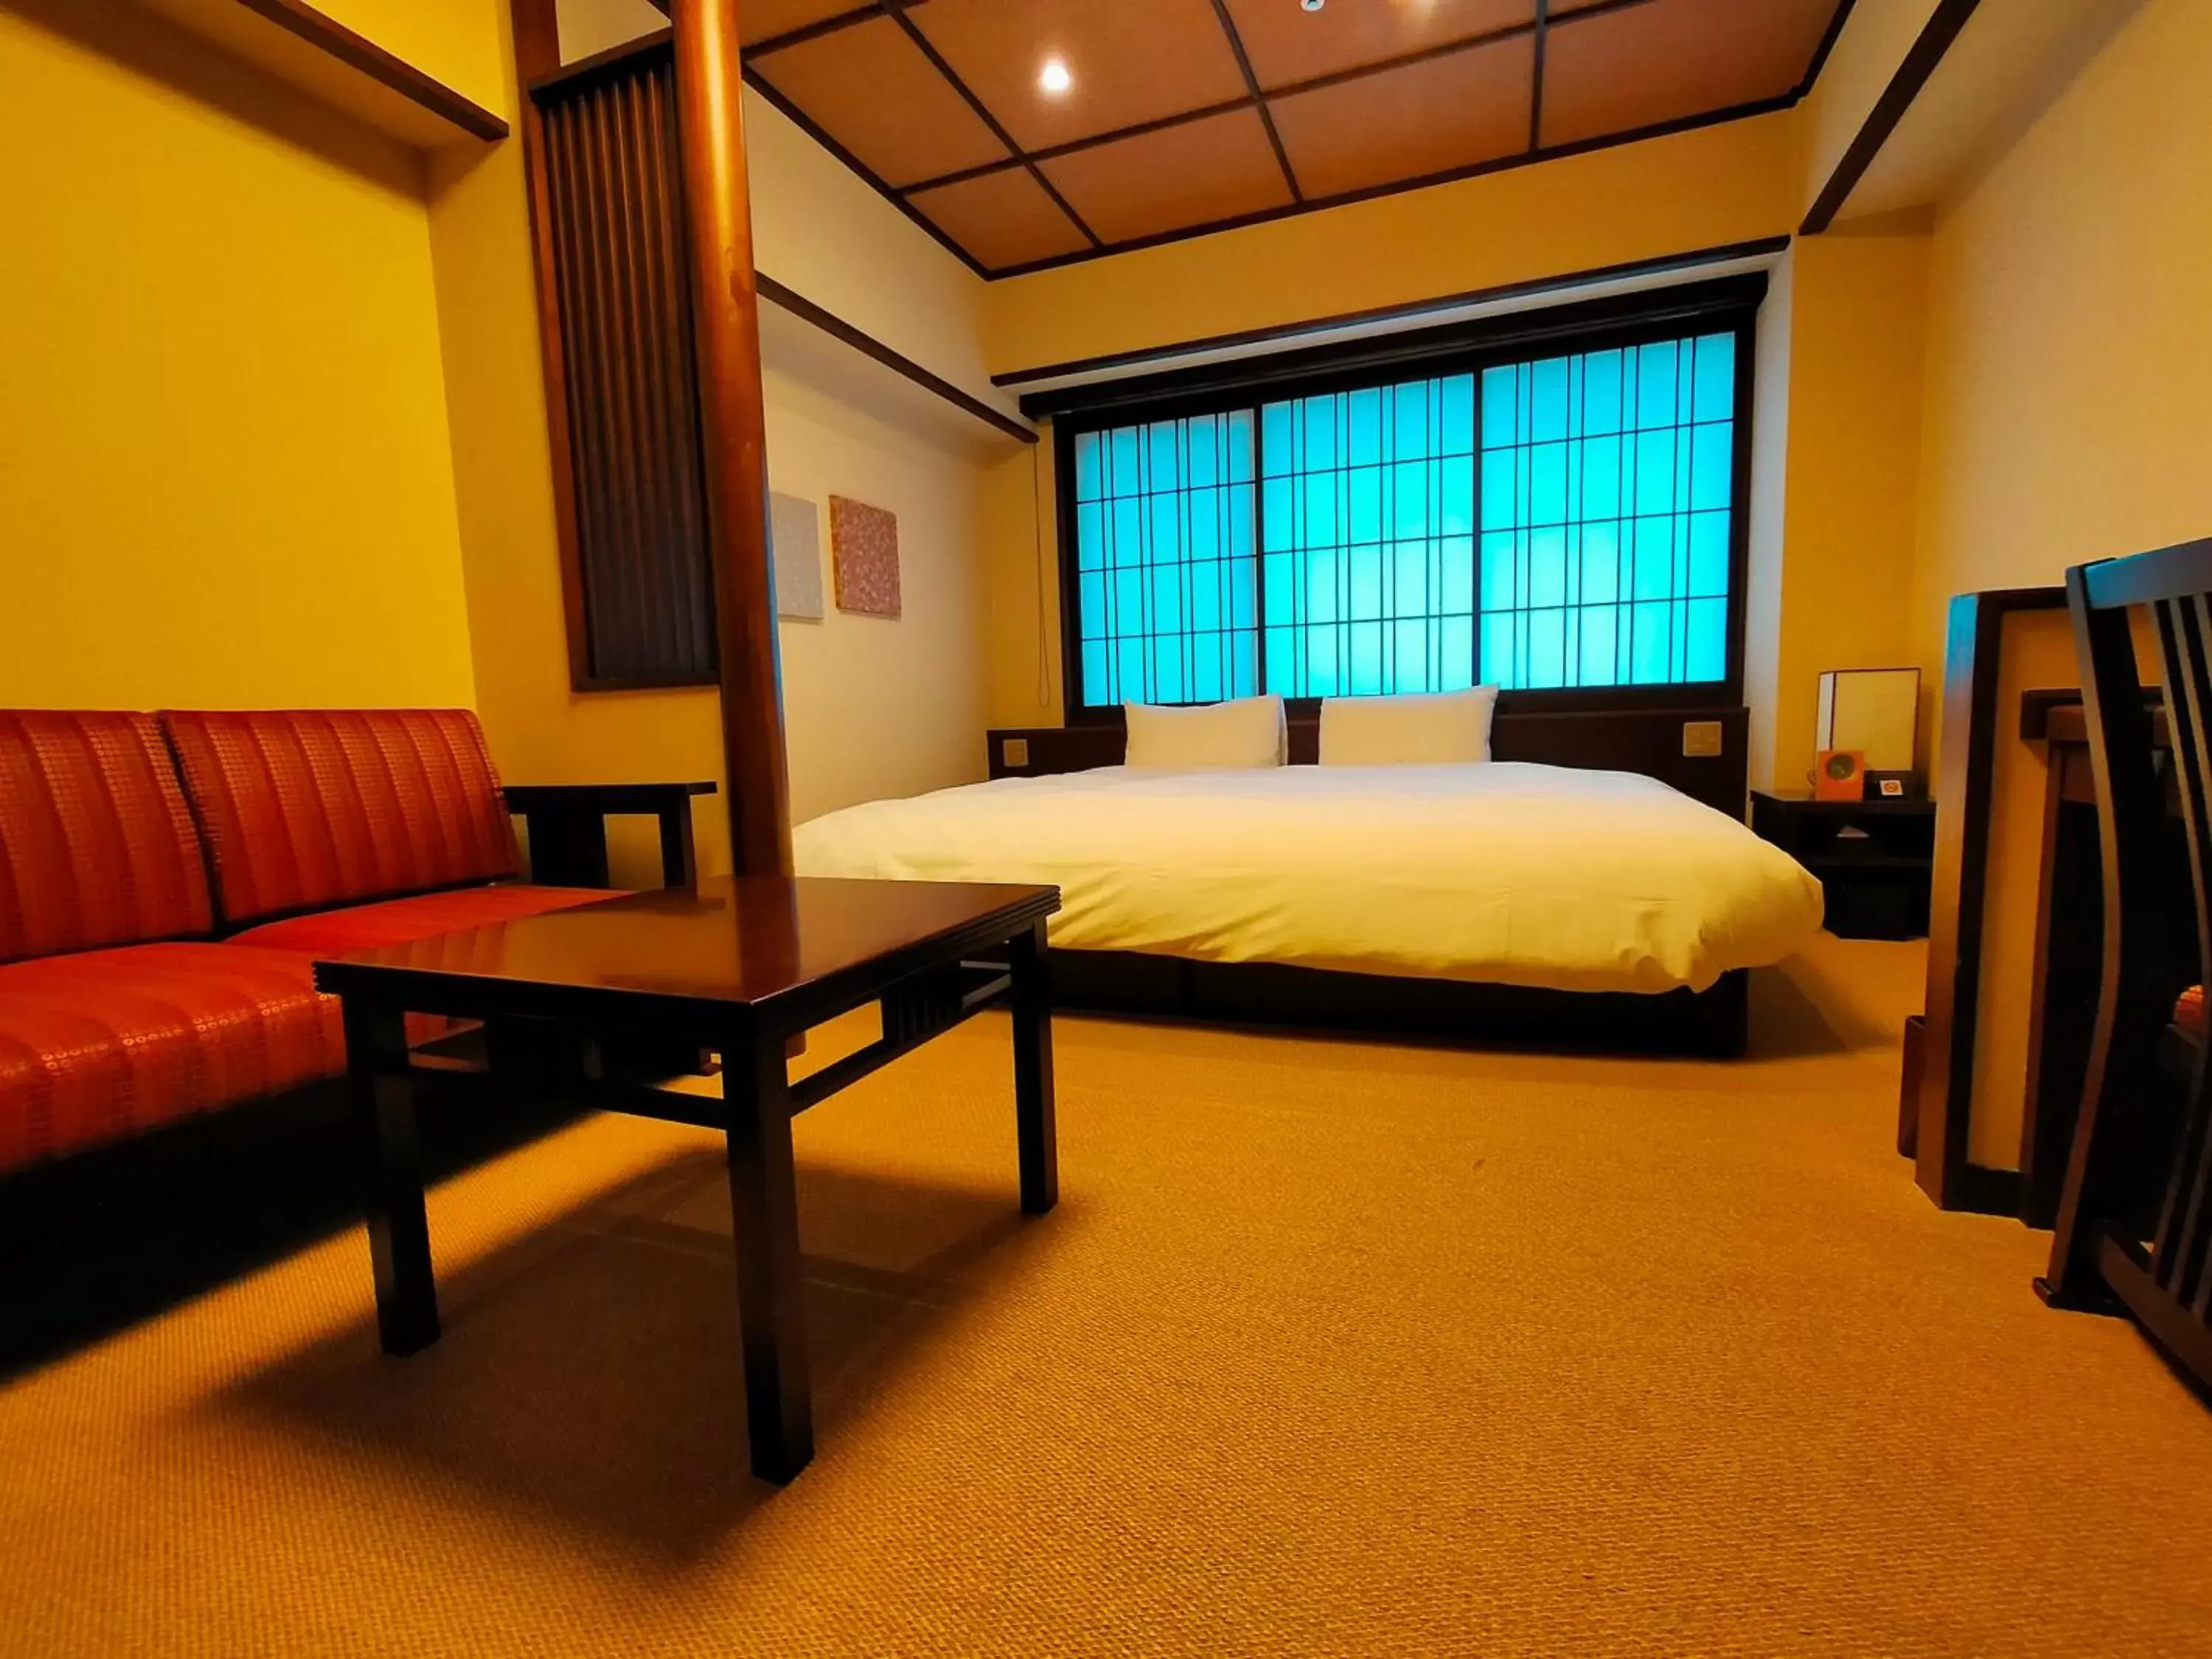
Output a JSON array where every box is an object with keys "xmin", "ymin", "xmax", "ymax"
[{"xmin": 4, "ymin": 936, "xmax": 2210, "ymax": 1657}]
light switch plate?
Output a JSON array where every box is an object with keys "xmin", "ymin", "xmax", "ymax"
[
  {"xmin": 1003, "ymin": 737, "xmax": 1030, "ymax": 768},
  {"xmin": 1681, "ymin": 720, "xmax": 1724, "ymax": 758}
]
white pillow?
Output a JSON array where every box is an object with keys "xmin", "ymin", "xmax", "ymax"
[
  {"xmin": 1318, "ymin": 687, "xmax": 1499, "ymax": 765},
  {"xmin": 1124, "ymin": 694, "xmax": 1286, "ymax": 769}
]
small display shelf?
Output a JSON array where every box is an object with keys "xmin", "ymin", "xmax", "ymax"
[{"xmin": 1750, "ymin": 789, "xmax": 1936, "ymax": 941}]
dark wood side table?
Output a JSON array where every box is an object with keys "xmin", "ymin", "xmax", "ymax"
[
  {"xmin": 502, "ymin": 780, "xmax": 717, "ymax": 887},
  {"xmin": 315, "ymin": 874, "xmax": 1062, "ymax": 1486},
  {"xmin": 1750, "ymin": 790, "xmax": 1937, "ymax": 940}
]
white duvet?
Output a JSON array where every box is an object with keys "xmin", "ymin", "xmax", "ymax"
[{"xmin": 793, "ymin": 763, "xmax": 1824, "ymax": 995}]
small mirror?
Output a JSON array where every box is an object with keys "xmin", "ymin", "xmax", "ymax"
[{"xmin": 1817, "ymin": 667, "xmax": 1920, "ymax": 774}]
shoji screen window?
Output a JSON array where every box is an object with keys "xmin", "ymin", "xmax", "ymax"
[
  {"xmin": 1055, "ymin": 290, "xmax": 1754, "ymax": 714},
  {"xmin": 1477, "ymin": 333, "xmax": 1738, "ymax": 689},
  {"xmin": 1071, "ymin": 414, "xmax": 1258, "ymax": 706},
  {"xmin": 1259, "ymin": 376, "xmax": 1478, "ymax": 698}
]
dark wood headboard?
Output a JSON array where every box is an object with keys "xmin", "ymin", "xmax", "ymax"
[{"xmin": 985, "ymin": 706, "xmax": 1751, "ymax": 819}]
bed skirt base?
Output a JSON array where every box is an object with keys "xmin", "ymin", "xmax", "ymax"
[{"xmin": 1040, "ymin": 950, "xmax": 1750, "ymax": 1058}]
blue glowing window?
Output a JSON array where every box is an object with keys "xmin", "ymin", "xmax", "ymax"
[
  {"xmin": 1259, "ymin": 376, "xmax": 1478, "ymax": 698},
  {"xmin": 1071, "ymin": 414, "xmax": 1258, "ymax": 706},
  {"xmin": 1067, "ymin": 327, "xmax": 1739, "ymax": 707},
  {"xmin": 1477, "ymin": 333, "xmax": 1736, "ymax": 689}
]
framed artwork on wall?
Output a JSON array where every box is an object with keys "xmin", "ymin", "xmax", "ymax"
[
  {"xmin": 830, "ymin": 495, "xmax": 900, "ymax": 619},
  {"xmin": 768, "ymin": 492, "xmax": 824, "ymax": 622}
]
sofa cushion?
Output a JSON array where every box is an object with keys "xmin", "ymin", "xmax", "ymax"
[
  {"xmin": 0, "ymin": 944, "xmax": 344, "ymax": 1173},
  {"xmin": 0, "ymin": 711, "xmax": 214, "ymax": 964},
  {"xmin": 227, "ymin": 883, "xmax": 615, "ymax": 957},
  {"xmin": 161, "ymin": 709, "xmax": 519, "ymax": 928}
]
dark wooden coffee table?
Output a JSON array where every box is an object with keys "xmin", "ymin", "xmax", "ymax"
[{"xmin": 314, "ymin": 874, "xmax": 1061, "ymax": 1484}]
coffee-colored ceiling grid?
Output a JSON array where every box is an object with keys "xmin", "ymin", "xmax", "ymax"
[{"xmin": 737, "ymin": 0, "xmax": 1852, "ymax": 278}]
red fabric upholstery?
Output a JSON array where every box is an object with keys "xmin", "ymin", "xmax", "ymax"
[
  {"xmin": 161, "ymin": 709, "xmax": 519, "ymax": 927},
  {"xmin": 0, "ymin": 944, "xmax": 344, "ymax": 1172},
  {"xmin": 228, "ymin": 883, "xmax": 614, "ymax": 956},
  {"xmin": 0, "ymin": 711, "xmax": 213, "ymax": 964}
]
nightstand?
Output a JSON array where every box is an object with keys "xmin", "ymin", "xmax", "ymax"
[{"xmin": 1750, "ymin": 789, "xmax": 1936, "ymax": 941}]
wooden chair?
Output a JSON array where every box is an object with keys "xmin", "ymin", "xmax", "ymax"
[{"xmin": 2042, "ymin": 537, "xmax": 2212, "ymax": 1393}]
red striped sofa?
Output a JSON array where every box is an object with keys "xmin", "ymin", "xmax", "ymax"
[{"xmin": 0, "ymin": 709, "xmax": 698, "ymax": 1203}]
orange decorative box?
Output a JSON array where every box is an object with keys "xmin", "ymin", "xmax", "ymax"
[{"xmin": 1813, "ymin": 748, "xmax": 1865, "ymax": 801}]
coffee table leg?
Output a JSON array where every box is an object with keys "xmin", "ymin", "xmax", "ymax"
[
  {"xmin": 345, "ymin": 999, "xmax": 440, "ymax": 1356},
  {"xmin": 1009, "ymin": 920, "xmax": 1059, "ymax": 1215},
  {"xmin": 723, "ymin": 1027, "xmax": 815, "ymax": 1484}
]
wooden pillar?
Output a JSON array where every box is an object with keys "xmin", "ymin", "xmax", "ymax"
[{"xmin": 672, "ymin": 0, "xmax": 793, "ymax": 880}]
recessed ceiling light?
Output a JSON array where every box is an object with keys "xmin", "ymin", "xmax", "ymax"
[
  {"xmin": 1039, "ymin": 57, "xmax": 1072, "ymax": 95},
  {"xmin": 1301, "ymin": 0, "xmax": 1325, "ymax": 11}
]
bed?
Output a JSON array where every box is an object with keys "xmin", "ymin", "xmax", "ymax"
[{"xmin": 793, "ymin": 707, "xmax": 1823, "ymax": 1056}]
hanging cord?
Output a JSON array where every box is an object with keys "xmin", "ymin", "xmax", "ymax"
[{"xmin": 1033, "ymin": 434, "xmax": 1052, "ymax": 710}]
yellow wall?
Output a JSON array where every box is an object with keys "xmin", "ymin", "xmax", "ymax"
[
  {"xmin": 1909, "ymin": 0, "xmax": 2212, "ymax": 680},
  {"xmin": 981, "ymin": 437, "xmax": 1062, "ymax": 731},
  {"xmin": 0, "ymin": 0, "xmax": 476, "ymax": 711},
  {"xmin": 0, "ymin": 0, "xmax": 1001, "ymax": 852},
  {"xmin": 987, "ymin": 113, "xmax": 1800, "ymax": 376},
  {"xmin": 1766, "ymin": 231, "xmax": 1930, "ymax": 790},
  {"xmin": 1767, "ymin": 0, "xmax": 1948, "ymax": 793},
  {"xmin": 765, "ymin": 372, "xmax": 992, "ymax": 821}
]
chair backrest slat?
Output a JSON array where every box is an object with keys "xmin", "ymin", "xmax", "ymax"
[
  {"xmin": 2149, "ymin": 596, "xmax": 2212, "ymax": 1292},
  {"xmin": 2051, "ymin": 535, "xmax": 2212, "ymax": 1390}
]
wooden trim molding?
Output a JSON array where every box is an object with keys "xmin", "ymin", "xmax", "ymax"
[
  {"xmin": 231, "ymin": 0, "xmax": 507, "ymax": 139},
  {"xmin": 1022, "ymin": 271, "xmax": 1765, "ymax": 427},
  {"xmin": 756, "ymin": 276, "xmax": 1036, "ymax": 445},
  {"xmin": 1913, "ymin": 585, "xmax": 2065, "ymax": 1212},
  {"xmin": 1800, "ymin": 0, "xmax": 1980, "ymax": 235}
]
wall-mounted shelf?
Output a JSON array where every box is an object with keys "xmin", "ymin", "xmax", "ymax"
[
  {"xmin": 757, "ymin": 274, "xmax": 1034, "ymax": 450},
  {"xmin": 135, "ymin": 0, "xmax": 507, "ymax": 147}
]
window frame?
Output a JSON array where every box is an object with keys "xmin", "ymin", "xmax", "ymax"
[{"xmin": 1050, "ymin": 276, "xmax": 1764, "ymax": 727}]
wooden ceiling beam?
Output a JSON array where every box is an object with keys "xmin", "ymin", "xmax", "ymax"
[
  {"xmin": 881, "ymin": 4, "xmax": 1101, "ymax": 248},
  {"xmin": 1203, "ymin": 0, "xmax": 1301, "ymax": 204}
]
